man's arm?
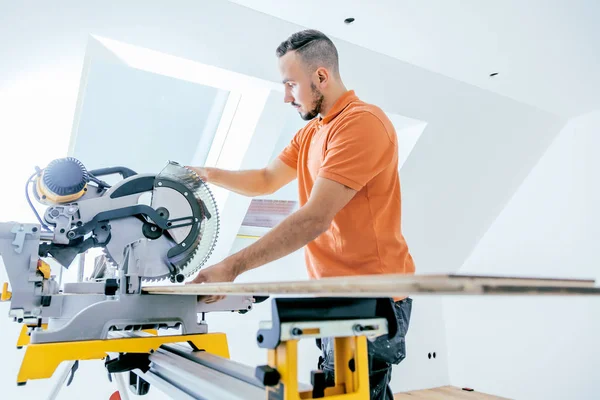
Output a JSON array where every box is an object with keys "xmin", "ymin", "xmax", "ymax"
[
  {"xmin": 188, "ymin": 158, "xmax": 296, "ymax": 197},
  {"xmin": 190, "ymin": 177, "xmax": 356, "ymax": 284}
]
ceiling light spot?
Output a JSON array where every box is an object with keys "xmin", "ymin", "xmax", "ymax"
[{"xmin": 344, "ymin": 17, "xmax": 355, "ymax": 24}]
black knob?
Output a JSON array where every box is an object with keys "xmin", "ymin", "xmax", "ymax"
[
  {"xmin": 255, "ymin": 365, "xmax": 280, "ymax": 386},
  {"xmin": 41, "ymin": 296, "xmax": 52, "ymax": 307},
  {"xmin": 105, "ymin": 279, "xmax": 119, "ymax": 296},
  {"xmin": 311, "ymin": 370, "xmax": 327, "ymax": 398}
]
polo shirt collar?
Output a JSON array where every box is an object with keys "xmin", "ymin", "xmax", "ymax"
[{"xmin": 319, "ymin": 90, "xmax": 358, "ymax": 125}]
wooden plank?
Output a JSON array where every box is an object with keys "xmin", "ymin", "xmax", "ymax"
[
  {"xmin": 142, "ymin": 273, "xmax": 600, "ymax": 296},
  {"xmin": 394, "ymin": 385, "xmax": 511, "ymax": 399}
]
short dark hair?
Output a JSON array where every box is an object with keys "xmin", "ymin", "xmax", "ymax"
[{"xmin": 276, "ymin": 29, "xmax": 340, "ymax": 76}]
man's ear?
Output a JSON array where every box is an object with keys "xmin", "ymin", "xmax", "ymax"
[{"xmin": 316, "ymin": 67, "xmax": 329, "ymax": 85}]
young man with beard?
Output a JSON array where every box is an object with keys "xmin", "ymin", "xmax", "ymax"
[{"xmin": 188, "ymin": 29, "xmax": 415, "ymax": 400}]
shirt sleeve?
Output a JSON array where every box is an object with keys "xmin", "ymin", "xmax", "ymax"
[
  {"xmin": 277, "ymin": 128, "xmax": 303, "ymax": 169},
  {"xmin": 318, "ymin": 113, "xmax": 396, "ymax": 191}
]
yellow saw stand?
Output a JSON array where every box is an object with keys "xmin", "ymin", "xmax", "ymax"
[
  {"xmin": 253, "ymin": 297, "xmax": 393, "ymax": 400},
  {"xmin": 11, "ymin": 296, "xmax": 393, "ymax": 400},
  {"xmin": 265, "ymin": 333, "xmax": 371, "ymax": 399}
]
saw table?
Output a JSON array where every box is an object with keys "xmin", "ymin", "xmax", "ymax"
[{"xmin": 1, "ymin": 157, "xmax": 598, "ymax": 400}]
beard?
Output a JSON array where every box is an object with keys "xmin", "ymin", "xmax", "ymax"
[{"xmin": 299, "ymin": 83, "xmax": 324, "ymax": 121}]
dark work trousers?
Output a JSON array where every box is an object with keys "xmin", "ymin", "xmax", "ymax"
[{"xmin": 317, "ymin": 297, "xmax": 413, "ymax": 400}]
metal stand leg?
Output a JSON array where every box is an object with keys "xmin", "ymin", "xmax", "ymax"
[
  {"xmin": 47, "ymin": 361, "xmax": 77, "ymax": 400},
  {"xmin": 114, "ymin": 373, "xmax": 131, "ymax": 400},
  {"xmin": 77, "ymin": 253, "xmax": 86, "ymax": 283}
]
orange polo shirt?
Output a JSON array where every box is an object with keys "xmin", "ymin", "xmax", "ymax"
[{"xmin": 278, "ymin": 90, "xmax": 415, "ymax": 290}]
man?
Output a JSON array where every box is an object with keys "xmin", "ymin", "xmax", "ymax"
[{"xmin": 188, "ymin": 29, "xmax": 414, "ymax": 400}]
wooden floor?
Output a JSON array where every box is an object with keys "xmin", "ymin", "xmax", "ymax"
[{"xmin": 395, "ymin": 386, "xmax": 510, "ymax": 399}]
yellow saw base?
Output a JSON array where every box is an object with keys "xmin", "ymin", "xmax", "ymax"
[
  {"xmin": 16, "ymin": 324, "xmax": 48, "ymax": 349},
  {"xmin": 17, "ymin": 332, "xmax": 229, "ymax": 385}
]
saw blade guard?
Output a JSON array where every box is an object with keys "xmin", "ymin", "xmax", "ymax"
[{"xmin": 151, "ymin": 161, "xmax": 219, "ymax": 281}]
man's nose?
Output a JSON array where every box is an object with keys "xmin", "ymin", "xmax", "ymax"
[{"xmin": 283, "ymin": 86, "xmax": 294, "ymax": 104}]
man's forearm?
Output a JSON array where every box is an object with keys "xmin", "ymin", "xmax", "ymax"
[
  {"xmin": 206, "ymin": 167, "xmax": 271, "ymax": 197},
  {"xmin": 227, "ymin": 207, "xmax": 328, "ymax": 275}
]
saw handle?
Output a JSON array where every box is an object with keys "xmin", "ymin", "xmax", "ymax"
[
  {"xmin": 89, "ymin": 167, "xmax": 137, "ymax": 180},
  {"xmin": 86, "ymin": 167, "xmax": 138, "ymax": 190}
]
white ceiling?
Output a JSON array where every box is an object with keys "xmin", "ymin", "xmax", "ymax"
[{"xmin": 229, "ymin": 0, "xmax": 600, "ymax": 118}]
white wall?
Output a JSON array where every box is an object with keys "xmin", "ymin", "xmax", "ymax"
[
  {"xmin": 444, "ymin": 109, "xmax": 600, "ymax": 399},
  {"xmin": 0, "ymin": 0, "xmax": 565, "ymax": 274}
]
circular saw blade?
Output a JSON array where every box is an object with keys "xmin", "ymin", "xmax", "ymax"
[
  {"xmin": 101, "ymin": 162, "xmax": 219, "ymax": 282},
  {"xmin": 153, "ymin": 162, "xmax": 220, "ymax": 280},
  {"xmin": 175, "ymin": 175, "xmax": 220, "ymax": 279}
]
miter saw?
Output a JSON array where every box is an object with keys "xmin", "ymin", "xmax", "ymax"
[
  {"xmin": 0, "ymin": 157, "xmax": 396, "ymax": 400},
  {"xmin": 0, "ymin": 158, "xmax": 255, "ymax": 379},
  {"xmin": 31, "ymin": 156, "xmax": 219, "ymax": 283}
]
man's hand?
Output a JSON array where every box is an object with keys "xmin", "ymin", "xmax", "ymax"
[
  {"xmin": 186, "ymin": 166, "xmax": 209, "ymax": 182},
  {"xmin": 187, "ymin": 258, "xmax": 240, "ymax": 303}
]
